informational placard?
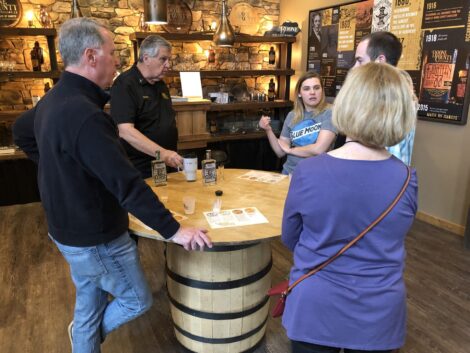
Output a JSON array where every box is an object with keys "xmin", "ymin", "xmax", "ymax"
[
  {"xmin": 238, "ymin": 170, "xmax": 288, "ymax": 184},
  {"xmin": 203, "ymin": 207, "xmax": 268, "ymax": 229},
  {"xmin": 180, "ymin": 71, "xmax": 203, "ymax": 98},
  {"xmin": 307, "ymin": 0, "xmax": 470, "ymax": 125}
]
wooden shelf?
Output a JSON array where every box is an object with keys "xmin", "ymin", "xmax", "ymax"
[
  {"xmin": 1, "ymin": 27, "xmax": 59, "ymax": 81},
  {"xmin": 130, "ymin": 32, "xmax": 295, "ymax": 43},
  {"xmin": 208, "ymin": 131, "xmax": 267, "ymax": 142},
  {"xmin": 208, "ymin": 100, "xmax": 293, "ymax": 112},
  {"xmin": 0, "ymin": 28, "xmax": 57, "ymax": 36},
  {"xmin": 176, "ymin": 131, "xmax": 268, "ymax": 150},
  {"xmin": 0, "ymin": 71, "xmax": 61, "ymax": 80},
  {"xmin": 0, "ymin": 111, "xmax": 22, "ymax": 122},
  {"xmin": 166, "ymin": 69, "xmax": 294, "ymax": 78},
  {"xmin": 0, "ymin": 150, "xmax": 27, "ymax": 161}
]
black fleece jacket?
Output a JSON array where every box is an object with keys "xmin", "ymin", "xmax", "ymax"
[{"xmin": 13, "ymin": 71, "xmax": 179, "ymax": 246}]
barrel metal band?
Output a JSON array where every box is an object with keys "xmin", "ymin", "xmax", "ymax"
[
  {"xmin": 168, "ymin": 294, "xmax": 269, "ymax": 320},
  {"xmin": 166, "ymin": 258, "xmax": 272, "ymax": 290},
  {"xmin": 173, "ymin": 316, "xmax": 268, "ymax": 344},
  {"xmin": 203, "ymin": 242, "xmax": 258, "ymax": 252},
  {"xmin": 181, "ymin": 339, "xmax": 264, "ymax": 353}
]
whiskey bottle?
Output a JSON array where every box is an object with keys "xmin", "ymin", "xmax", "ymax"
[
  {"xmin": 151, "ymin": 150, "xmax": 167, "ymax": 187},
  {"xmin": 39, "ymin": 6, "xmax": 52, "ymax": 28},
  {"xmin": 208, "ymin": 47, "xmax": 216, "ymax": 64},
  {"xmin": 71, "ymin": 0, "xmax": 83, "ymax": 18},
  {"xmin": 201, "ymin": 149, "xmax": 217, "ymax": 186},
  {"xmin": 268, "ymin": 78, "xmax": 276, "ymax": 101},
  {"xmin": 268, "ymin": 46, "xmax": 276, "ymax": 65},
  {"xmin": 30, "ymin": 42, "xmax": 44, "ymax": 72},
  {"xmin": 138, "ymin": 12, "xmax": 149, "ymax": 32}
]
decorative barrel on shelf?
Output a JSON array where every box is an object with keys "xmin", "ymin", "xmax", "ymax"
[{"xmin": 166, "ymin": 241, "xmax": 272, "ymax": 353}]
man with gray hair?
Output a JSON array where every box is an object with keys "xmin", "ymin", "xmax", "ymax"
[
  {"xmin": 13, "ymin": 18, "xmax": 211, "ymax": 353},
  {"xmin": 111, "ymin": 35, "xmax": 183, "ymax": 178}
]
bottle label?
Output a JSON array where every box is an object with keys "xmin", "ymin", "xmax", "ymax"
[
  {"xmin": 203, "ymin": 162, "xmax": 217, "ymax": 184},
  {"xmin": 152, "ymin": 161, "xmax": 167, "ymax": 186}
]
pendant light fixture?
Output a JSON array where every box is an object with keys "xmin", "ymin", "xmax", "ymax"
[
  {"xmin": 144, "ymin": 0, "xmax": 168, "ymax": 25},
  {"xmin": 213, "ymin": 0, "xmax": 235, "ymax": 47}
]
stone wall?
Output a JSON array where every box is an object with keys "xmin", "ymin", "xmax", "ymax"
[{"xmin": 0, "ymin": 0, "xmax": 280, "ymax": 110}]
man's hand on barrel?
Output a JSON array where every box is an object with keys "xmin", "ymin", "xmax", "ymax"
[{"xmin": 172, "ymin": 227, "xmax": 212, "ymax": 251}]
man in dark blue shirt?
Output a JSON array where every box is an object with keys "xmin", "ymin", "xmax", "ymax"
[{"xmin": 13, "ymin": 18, "xmax": 211, "ymax": 353}]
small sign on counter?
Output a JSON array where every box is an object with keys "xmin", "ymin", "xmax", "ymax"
[
  {"xmin": 204, "ymin": 207, "xmax": 268, "ymax": 229},
  {"xmin": 238, "ymin": 170, "xmax": 288, "ymax": 184}
]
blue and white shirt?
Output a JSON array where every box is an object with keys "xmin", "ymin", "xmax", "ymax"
[
  {"xmin": 280, "ymin": 109, "xmax": 336, "ymax": 174},
  {"xmin": 386, "ymin": 129, "xmax": 415, "ymax": 166}
]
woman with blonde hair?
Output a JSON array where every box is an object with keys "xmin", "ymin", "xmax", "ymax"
[
  {"xmin": 281, "ymin": 62, "xmax": 418, "ymax": 353},
  {"xmin": 259, "ymin": 71, "xmax": 337, "ymax": 174}
]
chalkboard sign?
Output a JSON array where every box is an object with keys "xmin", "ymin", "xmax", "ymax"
[
  {"xmin": 307, "ymin": 0, "xmax": 470, "ymax": 125},
  {"xmin": 0, "ymin": 0, "xmax": 22, "ymax": 27}
]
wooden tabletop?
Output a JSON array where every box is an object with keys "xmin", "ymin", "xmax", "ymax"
[{"xmin": 129, "ymin": 168, "xmax": 290, "ymax": 245}]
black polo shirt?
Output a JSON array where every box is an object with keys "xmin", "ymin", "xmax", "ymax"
[{"xmin": 110, "ymin": 64, "xmax": 178, "ymax": 178}]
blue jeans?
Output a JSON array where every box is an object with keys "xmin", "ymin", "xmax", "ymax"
[{"xmin": 52, "ymin": 232, "xmax": 153, "ymax": 353}]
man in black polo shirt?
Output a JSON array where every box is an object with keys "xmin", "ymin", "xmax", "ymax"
[{"xmin": 110, "ymin": 35, "xmax": 183, "ymax": 178}]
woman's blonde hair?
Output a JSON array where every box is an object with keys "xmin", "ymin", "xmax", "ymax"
[
  {"xmin": 332, "ymin": 63, "xmax": 416, "ymax": 147},
  {"xmin": 291, "ymin": 71, "xmax": 329, "ymax": 125}
]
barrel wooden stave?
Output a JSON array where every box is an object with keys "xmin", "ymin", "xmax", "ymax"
[{"xmin": 166, "ymin": 242, "xmax": 271, "ymax": 353}]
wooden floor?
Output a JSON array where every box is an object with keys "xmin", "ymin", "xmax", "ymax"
[{"xmin": 0, "ymin": 202, "xmax": 469, "ymax": 353}]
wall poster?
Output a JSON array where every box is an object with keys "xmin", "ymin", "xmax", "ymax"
[{"xmin": 307, "ymin": 0, "xmax": 470, "ymax": 125}]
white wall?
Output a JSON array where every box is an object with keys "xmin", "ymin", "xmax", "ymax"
[{"xmin": 280, "ymin": 0, "xmax": 470, "ymax": 230}]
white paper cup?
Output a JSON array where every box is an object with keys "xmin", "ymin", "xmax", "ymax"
[
  {"xmin": 183, "ymin": 157, "xmax": 197, "ymax": 182},
  {"xmin": 183, "ymin": 196, "xmax": 196, "ymax": 215}
]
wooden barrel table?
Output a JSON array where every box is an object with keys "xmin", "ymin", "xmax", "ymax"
[{"xmin": 129, "ymin": 169, "xmax": 290, "ymax": 353}]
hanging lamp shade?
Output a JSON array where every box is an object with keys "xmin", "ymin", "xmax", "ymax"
[
  {"xmin": 213, "ymin": 0, "xmax": 235, "ymax": 47},
  {"xmin": 144, "ymin": 0, "xmax": 168, "ymax": 25}
]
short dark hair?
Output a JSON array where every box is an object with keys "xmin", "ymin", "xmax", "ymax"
[{"xmin": 362, "ymin": 31, "xmax": 402, "ymax": 67}]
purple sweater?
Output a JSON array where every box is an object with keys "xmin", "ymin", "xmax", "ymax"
[{"xmin": 281, "ymin": 153, "xmax": 418, "ymax": 350}]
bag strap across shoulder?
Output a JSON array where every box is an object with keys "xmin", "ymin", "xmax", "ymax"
[{"xmin": 285, "ymin": 165, "xmax": 412, "ymax": 296}]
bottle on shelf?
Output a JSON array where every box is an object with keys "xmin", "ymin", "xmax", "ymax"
[
  {"xmin": 39, "ymin": 6, "xmax": 52, "ymax": 28},
  {"xmin": 30, "ymin": 41, "xmax": 44, "ymax": 72},
  {"xmin": 268, "ymin": 78, "xmax": 276, "ymax": 101},
  {"xmin": 268, "ymin": 46, "xmax": 276, "ymax": 66},
  {"xmin": 201, "ymin": 149, "xmax": 217, "ymax": 186},
  {"xmin": 151, "ymin": 150, "xmax": 167, "ymax": 186},
  {"xmin": 208, "ymin": 47, "xmax": 216, "ymax": 64},
  {"xmin": 209, "ymin": 117, "xmax": 217, "ymax": 134},
  {"xmin": 138, "ymin": 12, "xmax": 149, "ymax": 32},
  {"xmin": 71, "ymin": 0, "xmax": 83, "ymax": 18}
]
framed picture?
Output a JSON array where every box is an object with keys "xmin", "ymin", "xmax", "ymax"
[{"xmin": 307, "ymin": 0, "xmax": 470, "ymax": 125}]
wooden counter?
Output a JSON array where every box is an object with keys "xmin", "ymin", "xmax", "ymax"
[{"xmin": 129, "ymin": 168, "xmax": 289, "ymax": 244}]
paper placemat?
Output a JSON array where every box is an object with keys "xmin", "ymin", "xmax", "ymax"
[
  {"xmin": 203, "ymin": 207, "xmax": 268, "ymax": 229},
  {"xmin": 238, "ymin": 170, "xmax": 288, "ymax": 184}
]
